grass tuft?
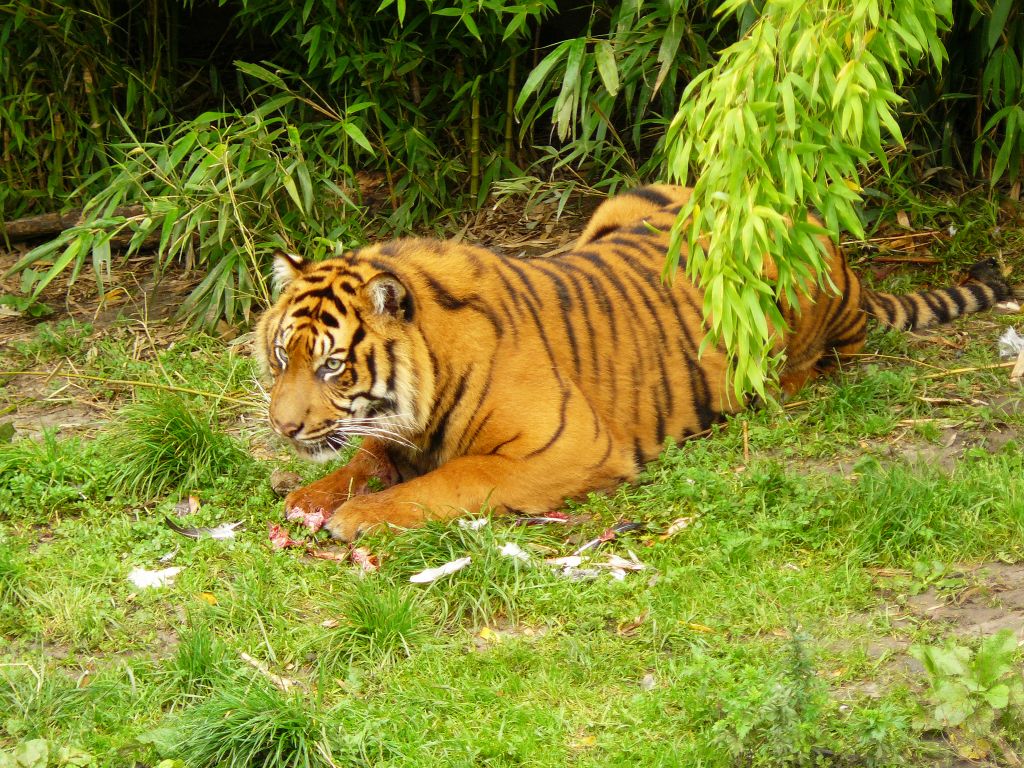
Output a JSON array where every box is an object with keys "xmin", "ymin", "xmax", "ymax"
[
  {"xmin": 172, "ymin": 679, "xmax": 341, "ymax": 768},
  {"xmin": 101, "ymin": 392, "xmax": 248, "ymax": 498},
  {"xmin": 318, "ymin": 579, "xmax": 429, "ymax": 669},
  {"xmin": 169, "ymin": 622, "xmax": 233, "ymax": 700},
  {"xmin": 381, "ymin": 520, "xmax": 563, "ymax": 625},
  {"xmin": 0, "ymin": 541, "xmax": 26, "ymax": 607}
]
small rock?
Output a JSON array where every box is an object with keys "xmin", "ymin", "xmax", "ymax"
[{"xmin": 270, "ymin": 469, "xmax": 303, "ymax": 496}]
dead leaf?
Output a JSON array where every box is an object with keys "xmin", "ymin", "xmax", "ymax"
[
  {"xmin": 950, "ymin": 730, "xmax": 991, "ymax": 760},
  {"xmin": 617, "ymin": 610, "xmax": 649, "ymax": 636},
  {"xmin": 477, "ymin": 626, "xmax": 501, "ymax": 644},
  {"xmin": 896, "ymin": 210, "xmax": 911, "ymax": 228},
  {"xmin": 680, "ymin": 621, "xmax": 715, "ymax": 634}
]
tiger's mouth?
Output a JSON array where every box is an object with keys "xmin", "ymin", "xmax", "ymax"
[
  {"xmin": 281, "ymin": 396, "xmax": 407, "ymax": 461},
  {"xmin": 291, "ymin": 433, "xmax": 351, "ymax": 462}
]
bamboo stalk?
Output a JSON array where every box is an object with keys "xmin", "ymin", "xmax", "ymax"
[
  {"xmin": 505, "ymin": 54, "xmax": 517, "ymax": 161},
  {"xmin": 470, "ymin": 80, "xmax": 480, "ymax": 200}
]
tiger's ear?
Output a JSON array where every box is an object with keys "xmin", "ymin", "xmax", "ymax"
[
  {"xmin": 365, "ymin": 273, "xmax": 411, "ymax": 320},
  {"xmin": 272, "ymin": 249, "xmax": 305, "ymax": 290}
]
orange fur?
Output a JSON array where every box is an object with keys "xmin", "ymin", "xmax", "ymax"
[{"xmin": 256, "ymin": 185, "xmax": 1013, "ymax": 539}]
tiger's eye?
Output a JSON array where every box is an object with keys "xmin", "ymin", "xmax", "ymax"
[{"xmin": 324, "ymin": 358, "xmax": 344, "ymax": 372}]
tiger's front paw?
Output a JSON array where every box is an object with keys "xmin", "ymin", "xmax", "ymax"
[
  {"xmin": 322, "ymin": 497, "xmax": 382, "ymax": 542},
  {"xmin": 284, "ymin": 485, "xmax": 346, "ymax": 532},
  {"xmin": 322, "ymin": 494, "xmax": 424, "ymax": 541}
]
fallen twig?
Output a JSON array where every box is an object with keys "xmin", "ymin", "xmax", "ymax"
[
  {"xmin": 239, "ymin": 652, "xmax": 296, "ymax": 691},
  {"xmin": 0, "ymin": 368, "xmax": 257, "ymax": 408},
  {"xmin": 0, "ymin": 205, "xmax": 143, "ymax": 242},
  {"xmin": 1011, "ymin": 348, "xmax": 1024, "ymax": 384},
  {"xmin": 920, "ymin": 361, "xmax": 1018, "ymax": 380}
]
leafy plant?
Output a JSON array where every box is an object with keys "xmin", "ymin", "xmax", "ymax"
[
  {"xmin": 0, "ymin": 295, "xmax": 52, "ymax": 319},
  {"xmin": 170, "ymin": 679, "xmax": 343, "ymax": 768},
  {"xmin": 0, "ymin": 740, "xmax": 95, "ymax": 768},
  {"xmin": 0, "ymin": 540, "xmax": 25, "ymax": 601},
  {"xmin": 0, "ymin": 431, "xmax": 101, "ymax": 519},
  {"xmin": 101, "ymin": 392, "xmax": 248, "ymax": 498},
  {"xmin": 665, "ymin": 0, "xmax": 952, "ymax": 398},
  {"xmin": 317, "ymin": 579, "xmax": 429, "ymax": 668},
  {"xmin": 711, "ymin": 633, "xmax": 829, "ymax": 766},
  {"xmin": 911, "ymin": 629, "xmax": 1024, "ymax": 759}
]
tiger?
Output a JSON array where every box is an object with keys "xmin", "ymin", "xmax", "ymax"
[{"xmin": 256, "ymin": 184, "xmax": 1015, "ymax": 540}]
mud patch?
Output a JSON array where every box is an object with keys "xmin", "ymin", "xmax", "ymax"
[
  {"xmin": 832, "ymin": 563, "xmax": 1024, "ymax": 701},
  {"xmin": 896, "ymin": 563, "xmax": 1024, "ymax": 641},
  {"xmin": 898, "ymin": 426, "xmax": 1021, "ymax": 472}
]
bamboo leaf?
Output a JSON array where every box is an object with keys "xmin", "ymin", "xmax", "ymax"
[
  {"xmin": 987, "ymin": 0, "xmax": 1013, "ymax": 52},
  {"xmin": 516, "ymin": 40, "xmax": 572, "ymax": 114},
  {"xmin": 595, "ymin": 41, "xmax": 619, "ymax": 97},
  {"xmin": 342, "ymin": 121, "xmax": 375, "ymax": 154},
  {"xmin": 654, "ymin": 16, "xmax": 684, "ymax": 96},
  {"xmin": 281, "ymin": 171, "xmax": 303, "ymax": 213}
]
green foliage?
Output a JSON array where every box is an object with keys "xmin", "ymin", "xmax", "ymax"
[
  {"xmin": 101, "ymin": 392, "xmax": 249, "ymax": 498},
  {"xmin": 317, "ymin": 579, "xmax": 430, "ymax": 668},
  {"xmin": 0, "ymin": 431, "xmax": 102, "ymax": 519},
  {"xmin": 666, "ymin": 0, "xmax": 952, "ymax": 398},
  {"xmin": 4, "ymin": 0, "xmax": 1024, "ymax": 357},
  {"xmin": 905, "ymin": 0, "xmax": 1024, "ymax": 183},
  {"xmin": 0, "ymin": 539, "xmax": 26, "ymax": 608},
  {"xmin": 0, "ymin": 295, "xmax": 51, "ymax": 319},
  {"xmin": 168, "ymin": 623, "xmax": 233, "ymax": 700},
  {"xmin": 170, "ymin": 680, "xmax": 343, "ymax": 768},
  {"xmin": 8, "ymin": 109, "xmax": 366, "ymax": 328},
  {"xmin": 0, "ymin": 740, "xmax": 95, "ymax": 768},
  {"xmin": 711, "ymin": 633, "xmax": 828, "ymax": 766},
  {"xmin": 911, "ymin": 630, "xmax": 1024, "ymax": 758},
  {"xmin": 515, "ymin": 0, "xmax": 723, "ymax": 182}
]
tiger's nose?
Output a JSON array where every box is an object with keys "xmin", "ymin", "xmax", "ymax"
[{"xmin": 272, "ymin": 418, "xmax": 304, "ymax": 438}]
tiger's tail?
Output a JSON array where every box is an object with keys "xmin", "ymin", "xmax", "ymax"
[{"xmin": 860, "ymin": 258, "xmax": 1015, "ymax": 331}]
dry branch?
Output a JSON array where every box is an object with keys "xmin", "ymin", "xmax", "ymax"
[{"xmin": 1, "ymin": 205, "xmax": 144, "ymax": 242}]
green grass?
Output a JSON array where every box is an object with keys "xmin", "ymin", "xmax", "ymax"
[
  {"xmin": 315, "ymin": 579, "xmax": 431, "ymax": 669},
  {"xmin": 2, "ymin": 256, "xmax": 1023, "ymax": 766},
  {"xmin": 171, "ymin": 680, "xmax": 342, "ymax": 768},
  {"xmin": 101, "ymin": 392, "xmax": 251, "ymax": 498}
]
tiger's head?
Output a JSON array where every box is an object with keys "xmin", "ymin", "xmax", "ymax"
[{"xmin": 256, "ymin": 250, "xmax": 423, "ymax": 461}]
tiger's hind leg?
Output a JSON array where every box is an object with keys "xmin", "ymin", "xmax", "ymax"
[{"xmin": 779, "ymin": 333, "xmax": 868, "ymax": 396}]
